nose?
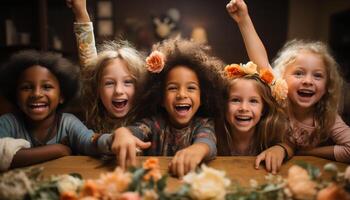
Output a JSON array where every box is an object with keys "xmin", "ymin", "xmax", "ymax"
[
  {"xmin": 239, "ymin": 101, "xmax": 249, "ymax": 112},
  {"xmin": 302, "ymin": 74, "xmax": 314, "ymax": 86},
  {"xmin": 32, "ymin": 86, "xmax": 43, "ymax": 98},
  {"xmin": 176, "ymin": 88, "xmax": 187, "ymax": 99},
  {"xmin": 114, "ymin": 83, "xmax": 124, "ymax": 95}
]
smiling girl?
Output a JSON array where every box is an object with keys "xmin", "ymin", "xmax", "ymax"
[
  {"xmin": 0, "ymin": 50, "xmax": 112, "ymax": 170},
  {"xmin": 111, "ymin": 37, "xmax": 224, "ymax": 177}
]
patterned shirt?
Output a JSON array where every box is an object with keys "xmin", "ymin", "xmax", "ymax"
[
  {"xmin": 128, "ymin": 115, "xmax": 217, "ymax": 160},
  {"xmin": 288, "ymin": 114, "xmax": 350, "ymax": 163},
  {"xmin": 74, "ymin": 22, "xmax": 97, "ymax": 68}
]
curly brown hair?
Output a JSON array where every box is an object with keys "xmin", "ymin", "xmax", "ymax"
[{"xmin": 128, "ymin": 37, "xmax": 225, "ymax": 122}]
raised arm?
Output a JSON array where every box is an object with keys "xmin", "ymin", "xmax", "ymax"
[
  {"xmin": 67, "ymin": 0, "xmax": 97, "ymax": 68},
  {"xmin": 226, "ymin": 0, "xmax": 271, "ymax": 70}
]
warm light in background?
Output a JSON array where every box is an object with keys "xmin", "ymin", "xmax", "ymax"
[{"xmin": 191, "ymin": 26, "xmax": 207, "ymax": 44}]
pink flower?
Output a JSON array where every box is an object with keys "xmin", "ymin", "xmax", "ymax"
[{"xmin": 146, "ymin": 51, "xmax": 166, "ymax": 73}]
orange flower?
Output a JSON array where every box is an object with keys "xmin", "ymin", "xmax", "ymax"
[
  {"xmin": 224, "ymin": 64, "xmax": 244, "ymax": 78},
  {"xmin": 143, "ymin": 169, "xmax": 162, "ymax": 182},
  {"xmin": 317, "ymin": 184, "xmax": 350, "ymax": 200},
  {"xmin": 143, "ymin": 157, "xmax": 160, "ymax": 170},
  {"xmin": 60, "ymin": 191, "xmax": 78, "ymax": 200},
  {"xmin": 118, "ymin": 192, "xmax": 141, "ymax": 200},
  {"xmin": 80, "ymin": 180, "xmax": 101, "ymax": 198},
  {"xmin": 259, "ymin": 68, "xmax": 274, "ymax": 85},
  {"xmin": 146, "ymin": 51, "xmax": 165, "ymax": 73}
]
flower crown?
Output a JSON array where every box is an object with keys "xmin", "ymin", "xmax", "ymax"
[
  {"xmin": 146, "ymin": 50, "xmax": 166, "ymax": 73},
  {"xmin": 224, "ymin": 61, "xmax": 288, "ymax": 103}
]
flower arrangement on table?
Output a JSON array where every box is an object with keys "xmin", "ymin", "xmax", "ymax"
[{"xmin": 0, "ymin": 158, "xmax": 349, "ymax": 200}]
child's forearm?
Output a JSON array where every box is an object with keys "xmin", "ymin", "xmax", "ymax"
[
  {"xmin": 297, "ymin": 146, "xmax": 335, "ymax": 160},
  {"xmin": 10, "ymin": 144, "xmax": 71, "ymax": 168},
  {"xmin": 237, "ymin": 15, "xmax": 271, "ymax": 70},
  {"xmin": 193, "ymin": 142, "xmax": 211, "ymax": 161}
]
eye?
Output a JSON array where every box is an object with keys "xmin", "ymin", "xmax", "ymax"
[
  {"xmin": 230, "ymin": 97, "xmax": 240, "ymax": 103},
  {"xmin": 124, "ymin": 79, "xmax": 134, "ymax": 86},
  {"xmin": 313, "ymin": 72, "xmax": 324, "ymax": 80},
  {"xmin": 188, "ymin": 85, "xmax": 199, "ymax": 91},
  {"xmin": 250, "ymin": 98, "xmax": 259, "ymax": 104},
  {"xmin": 42, "ymin": 83, "xmax": 54, "ymax": 90},
  {"xmin": 167, "ymin": 85, "xmax": 177, "ymax": 91},
  {"xmin": 19, "ymin": 84, "xmax": 33, "ymax": 91},
  {"xmin": 104, "ymin": 80, "xmax": 115, "ymax": 87},
  {"xmin": 293, "ymin": 70, "xmax": 304, "ymax": 77}
]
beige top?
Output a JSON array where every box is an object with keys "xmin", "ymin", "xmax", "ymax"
[{"xmin": 288, "ymin": 114, "xmax": 350, "ymax": 163}]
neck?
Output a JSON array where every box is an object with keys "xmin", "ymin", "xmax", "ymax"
[
  {"xmin": 290, "ymin": 102, "xmax": 315, "ymax": 125},
  {"xmin": 230, "ymin": 128, "xmax": 255, "ymax": 154},
  {"xmin": 25, "ymin": 112, "xmax": 56, "ymax": 132}
]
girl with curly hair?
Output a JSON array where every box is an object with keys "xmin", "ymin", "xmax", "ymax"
[
  {"xmin": 111, "ymin": 37, "xmax": 225, "ymax": 177},
  {"xmin": 0, "ymin": 50, "xmax": 113, "ymax": 170},
  {"xmin": 67, "ymin": 0, "xmax": 147, "ymax": 133},
  {"xmin": 227, "ymin": 0, "xmax": 350, "ymax": 163}
]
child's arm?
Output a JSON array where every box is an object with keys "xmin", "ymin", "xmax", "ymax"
[
  {"xmin": 297, "ymin": 115, "xmax": 350, "ymax": 163},
  {"xmin": 169, "ymin": 143, "xmax": 210, "ymax": 178},
  {"xmin": 226, "ymin": 0, "xmax": 271, "ymax": 70},
  {"xmin": 11, "ymin": 144, "xmax": 71, "ymax": 168},
  {"xmin": 67, "ymin": 0, "xmax": 97, "ymax": 68},
  {"xmin": 255, "ymin": 143, "xmax": 294, "ymax": 174}
]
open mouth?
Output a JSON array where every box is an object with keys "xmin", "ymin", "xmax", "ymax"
[
  {"xmin": 235, "ymin": 116, "xmax": 252, "ymax": 122},
  {"xmin": 174, "ymin": 104, "xmax": 191, "ymax": 115},
  {"xmin": 297, "ymin": 89, "xmax": 315, "ymax": 97},
  {"xmin": 28, "ymin": 102, "xmax": 48, "ymax": 112},
  {"xmin": 112, "ymin": 99, "xmax": 128, "ymax": 109}
]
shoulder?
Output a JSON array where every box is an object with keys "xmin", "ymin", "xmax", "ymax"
[{"xmin": 0, "ymin": 113, "xmax": 20, "ymax": 125}]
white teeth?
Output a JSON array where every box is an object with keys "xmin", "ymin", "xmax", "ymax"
[
  {"xmin": 113, "ymin": 99, "xmax": 126, "ymax": 103},
  {"xmin": 298, "ymin": 89, "xmax": 314, "ymax": 94},
  {"xmin": 30, "ymin": 103, "xmax": 47, "ymax": 107},
  {"xmin": 236, "ymin": 116, "xmax": 251, "ymax": 120}
]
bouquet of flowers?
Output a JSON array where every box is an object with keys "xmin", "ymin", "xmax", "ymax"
[{"xmin": 0, "ymin": 158, "xmax": 349, "ymax": 200}]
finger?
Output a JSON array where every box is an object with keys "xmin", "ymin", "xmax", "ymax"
[
  {"xmin": 169, "ymin": 156, "xmax": 178, "ymax": 176},
  {"xmin": 255, "ymin": 153, "xmax": 265, "ymax": 169},
  {"xmin": 184, "ymin": 155, "xmax": 191, "ymax": 174},
  {"xmin": 118, "ymin": 146, "xmax": 127, "ymax": 170},
  {"xmin": 176, "ymin": 156, "xmax": 185, "ymax": 178},
  {"xmin": 265, "ymin": 153, "xmax": 271, "ymax": 172},
  {"xmin": 127, "ymin": 143, "xmax": 136, "ymax": 167},
  {"xmin": 271, "ymin": 156, "xmax": 277, "ymax": 174},
  {"xmin": 189, "ymin": 159, "xmax": 198, "ymax": 173},
  {"xmin": 135, "ymin": 138, "xmax": 152, "ymax": 149}
]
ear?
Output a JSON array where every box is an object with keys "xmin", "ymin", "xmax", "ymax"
[{"xmin": 59, "ymin": 96, "xmax": 65, "ymax": 104}]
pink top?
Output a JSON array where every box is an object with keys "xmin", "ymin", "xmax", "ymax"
[{"xmin": 288, "ymin": 115, "xmax": 350, "ymax": 163}]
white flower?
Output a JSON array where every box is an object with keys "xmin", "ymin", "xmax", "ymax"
[
  {"xmin": 242, "ymin": 61, "xmax": 257, "ymax": 75},
  {"xmin": 55, "ymin": 175, "xmax": 83, "ymax": 193},
  {"xmin": 183, "ymin": 165, "xmax": 231, "ymax": 200}
]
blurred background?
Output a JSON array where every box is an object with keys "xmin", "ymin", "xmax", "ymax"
[{"xmin": 0, "ymin": 0, "xmax": 349, "ymax": 123}]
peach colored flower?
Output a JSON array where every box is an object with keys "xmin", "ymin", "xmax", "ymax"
[
  {"xmin": 260, "ymin": 68, "xmax": 274, "ymax": 85},
  {"xmin": 118, "ymin": 192, "xmax": 141, "ymax": 200},
  {"xmin": 142, "ymin": 190, "xmax": 159, "ymax": 200},
  {"xmin": 242, "ymin": 61, "xmax": 257, "ymax": 75},
  {"xmin": 146, "ymin": 51, "xmax": 165, "ymax": 73},
  {"xmin": 143, "ymin": 169, "xmax": 162, "ymax": 182},
  {"xmin": 287, "ymin": 165, "xmax": 317, "ymax": 200},
  {"xmin": 317, "ymin": 184, "xmax": 350, "ymax": 200},
  {"xmin": 97, "ymin": 168, "xmax": 132, "ymax": 198},
  {"xmin": 224, "ymin": 64, "xmax": 244, "ymax": 78},
  {"xmin": 271, "ymin": 78, "xmax": 288, "ymax": 102}
]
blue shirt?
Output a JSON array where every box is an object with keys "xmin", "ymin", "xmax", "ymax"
[{"xmin": 0, "ymin": 113, "xmax": 112, "ymax": 155}]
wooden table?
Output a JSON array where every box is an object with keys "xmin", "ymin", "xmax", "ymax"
[{"xmin": 33, "ymin": 156, "xmax": 348, "ymax": 190}]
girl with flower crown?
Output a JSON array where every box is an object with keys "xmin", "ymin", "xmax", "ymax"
[
  {"xmin": 217, "ymin": 61, "xmax": 292, "ymax": 174},
  {"xmin": 227, "ymin": 0, "xmax": 350, "ymax": 163},
  {"xmin": 111, "ymin": 37, "xmax": 225, "ymax": 177}
]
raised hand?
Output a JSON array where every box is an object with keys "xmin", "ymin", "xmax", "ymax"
[
  {"xmin": 226, "ymin": 0, "xmax": 249, "ymax": 24},
  {"xmin": 255, "ymin": 145, "xmax": 286, "ymax": 174},
  {"xmin": 66, "ymin": 0, "xmax": 90, "ymax": 22}
]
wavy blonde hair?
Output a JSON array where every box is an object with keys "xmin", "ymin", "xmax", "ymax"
[
  {"xmin": 273, "ymin": 40, "xmax": 343, "ymax": 142},
  {"xmin": 82, "ymin": 40, "xmax": 146, "ymax": 133},
  {"xmin": 217, "ymin": 75, "xmax": 290, "ymax": 155}
]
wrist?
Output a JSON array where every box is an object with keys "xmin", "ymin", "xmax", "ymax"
[
  {"xmin": 275, "ymin": 143, "xmax": 289, "ymax": 162},
  {"xmin": 75, "ymin": 10, "xmax": 90, "ymax": 22}
]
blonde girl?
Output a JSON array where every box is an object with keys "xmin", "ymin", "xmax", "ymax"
[{"xmin": 274, "ymin": 40, "xmax": 350, "ymax": 163}]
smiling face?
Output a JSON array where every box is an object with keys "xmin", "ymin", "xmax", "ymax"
[
  {"xmin": 16, "ymin": 65, "xmax": 63, "ymax": 122},
  {"xmin": 98, "ymin": 58, "xmax": 136, "ymax": 118},
  {"xmin": 163, "ymin": 65, "xmax": 201, "ymax": 128},
  {"xmin": 225, "ymin": 78, "xmax": 264, "ymax": 135},
  {"xmin": 283, "ymin": 51, "xmax": 327, "ymax": 112}
]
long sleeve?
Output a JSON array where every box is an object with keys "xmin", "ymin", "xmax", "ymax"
[
  {"xmin": 192, "ymin": 118, "xmax": 217, "ymax": 160},
  {"xmin": 331, "ymin": 115, "xmax": 350, "ymax": 163},
  {"xmin": 74, "ymin": 22, "xmax": 97, "ymax": 68}
]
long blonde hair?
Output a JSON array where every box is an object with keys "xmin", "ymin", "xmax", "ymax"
[
  {"xmin": 217, "ymin": 75, "xmax": 290, "ymax": 155},
  {"xmin": 82, "ymin": 40, "xmax": 146, "ymax": 132},
  {"xmin": 273, "ymin": 40, "xmax": 343, "ymax": 142}
]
